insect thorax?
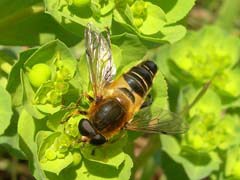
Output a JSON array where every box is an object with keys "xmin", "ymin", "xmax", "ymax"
[{"xmin": 90, "ymin": 98, "xmax": 127, "ymax": 135}]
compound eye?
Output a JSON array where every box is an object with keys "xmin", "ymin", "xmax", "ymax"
[
  {"xmin": 90, "ymin": 134, "xmax": 107, "ymax": 146},
  {"xmin": 78, "ymin": 119, "xmax": 96, "ymax": 137}
]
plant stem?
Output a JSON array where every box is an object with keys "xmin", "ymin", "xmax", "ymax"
[
  {"xmin": 11, "ymin": 157, "xmax": 17, "ymax": 180},
  {"xmin": 133, "ymin": 135, "xmax": 160, "ymax": 172},
  {"xmin": 180, "ymin": 80, "xmax": 212, "ymax": 116}
]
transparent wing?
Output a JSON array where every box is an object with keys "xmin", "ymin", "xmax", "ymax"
[
  {"xmin": 84, "ymin": 24, "xmax": 116, "ymax": 98},
  {"xmin": 125, "ymin": 107, "xmax": 188, "ymax": 134}
]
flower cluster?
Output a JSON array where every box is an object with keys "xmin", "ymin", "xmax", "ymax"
[
  {"xmin": 170, "ymin": 26, "xmax": 240, "ymax": 97},
  {"xmin": 160, "ymin": 25, "xmax": 240, "ymax": 179}
]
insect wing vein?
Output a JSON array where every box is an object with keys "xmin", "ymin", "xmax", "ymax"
[
  {"xmin": 85, "ymin": 24, "xmax": 115, "ymax": 98},
  {"xmin": 125, "ymin": 107, "xmax": 188, "ymax": 134}
]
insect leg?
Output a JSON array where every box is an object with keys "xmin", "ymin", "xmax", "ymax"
[
  {"xmin": 84, "ymin": 93, "xmax": 94, "ymax": 102},
  {"xmin": 60, "ymin": 109, "xmax": 88, "ymax": 124}
]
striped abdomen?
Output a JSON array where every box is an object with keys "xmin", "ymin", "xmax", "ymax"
[
  {"xmin": 123, "ymin": 60, "xmax": 158, "ymax": 98},
  {"xmin": 87, "ymin": 60, "xmax": 158, "ymax": 138}
]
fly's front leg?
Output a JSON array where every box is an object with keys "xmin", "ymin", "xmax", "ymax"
[
  {"xmin": 60, "ymin": 108, "xmax": 88, "ymax": 124},
  {"xmin": 76, "ymin": 93, "xmax": 94, "ymax": 107},
  {"xmin": 75, "ymin": 93, "xmax": 94, "ymax": 106},
  {"xmin": 60, "ymin": 92, "xmax": 93, "ymax": 124}
]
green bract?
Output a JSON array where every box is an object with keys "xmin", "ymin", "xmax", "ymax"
[
  {"xmin": 44, "ymin": 0, "xmax": 196, "ymax": 44},
  {"xmin": 0, "ymin": 85, "xmax": 12, "ymax": 135}
]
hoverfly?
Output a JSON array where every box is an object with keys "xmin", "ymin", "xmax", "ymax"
[{"xmin": 77, "ymin": 24, "xmax": 188, "ymax": 146}]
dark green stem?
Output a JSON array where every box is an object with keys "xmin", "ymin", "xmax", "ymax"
[
  {"xmin": 133, "ymin": 135, "xmax": 160, "ymax": 172},
  {"xmin": 11, "ymin": 157, "xmax": 17, "ymax": 180},
  {"xmin": 180, "ymin": 80, "xmax": 212, "ymax": 116}
]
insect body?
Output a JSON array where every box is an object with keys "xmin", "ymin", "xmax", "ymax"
[{"xmin": 78, "ymin": 25, "xmax": 187, "ymax": 146}]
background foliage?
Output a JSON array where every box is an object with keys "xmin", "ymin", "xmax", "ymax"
[{"xmin": 0, "ymin": 0, "xmax": 240, "ymax": 179}]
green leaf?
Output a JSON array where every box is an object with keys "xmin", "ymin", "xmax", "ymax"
[
  {"xmin": 161, "ymin": 135, "xmax": 181, "ymax": 154},
  {"xmin": 81, "ymin": 133, "xmax": 128, "ymax": 167},
  {"xmin": 163, "ymin": 0, "xmax": 196, "ymax": 24},
  {"xmin": 76, "ymin": 53, "xmax": 90, "ymax": 93},
  {"xmin": 0, "ymin": 49, "xmax": 16, "ymax": 87},
  {"xmin": 161, "ymin": 135, "xmax": 221, "ymax": 179},
  {"xmin": 100, "ymin": 0, "xmax": 115, "ymax": 15},
  {"xmin": 7, "ymin": 48, "xmax": 37, "ymax": 107},
  {"xmin": 112, "ymin": 45, "xmax": 123, "ymax": 70},
  {"xmin": 138, "ymin": 2, "xmax": 166, "ymax": 35},
  {"xmin": 0, "ymin": 108, "xmax": 26, "ymax": 159},
  {"xmin": 118, "ymin": 154, "xmax": 133, "ymax": 180},
  {"xmin": 18, "ymin": 109, "xmax": 47, "ymax": 179},
  {"xmin": 161, "ymin": 150, "xmax": 189, "ymax": 179},
  {"xmin": 77, "ymin": 159, "xmax": 119, "ymax": 180},
  {"xmin": 151, "ymin": 69, "xmax": 168, "ymax": 109},
  {"xmin": 82, "ymin": 147, "xmax": 125, "ymax": 168},
  {"xmin": 0, "ymin": 85, "xmax": 12, "ymax": 135},
  {"xmin": 43, "ymin": 153, "xmax": 73, "ymax": 175},
  {"xmin": 74, "ymin": 153, "xmax": 132, "ymax": 180},
  {"xmin": 113, "ymin": 9, "xmax": 136, "ymax": 34},
  {"xmin": 161, "ymin": 25, "xmax": 186, "ymax": 44},
  {"xmin": 0, "ymin": 0, "xmax": 80, "ymax": 46},
  {"xmin": 182, "ymin": 152, "xmax": 221, "ymax": 180},
  {"xmin": 155, "ymin": 44, "xmax": 181, "ymax": 84},
  {"xmin": 43, "ymin": 154, "xmax": 132, "ymax": 180}
]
